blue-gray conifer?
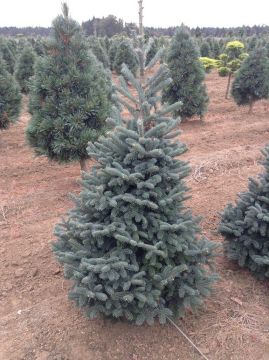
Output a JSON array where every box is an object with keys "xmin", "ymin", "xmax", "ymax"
[
  {"xmin": 219, "ymin": 145, "xmax": 269, "ymax": 279},
  {"xmin": 53, "ymin": 49, "xmax": 218, "ymax": 324}
]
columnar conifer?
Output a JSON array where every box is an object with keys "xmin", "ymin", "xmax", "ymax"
[
  {"xmin": 15, "ymin": 46, "xmax": 36, "ymax": 94},
  {"xmin": 162, "ymin": 28, "xmax": 209, "ymax": 121},
  {"xmin": 0, "ymin": 57, "xmax": 21, "ymax": 130}
]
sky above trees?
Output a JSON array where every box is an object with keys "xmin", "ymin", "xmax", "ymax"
[{"xmin": 0, "ymin": 0, "xmax": 268, "ymax": 28}]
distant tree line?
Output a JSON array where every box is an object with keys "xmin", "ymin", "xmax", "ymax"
[
  {"xmin": 0, "ymin": 26, "xmax": 51, "ymax": 37},
  {"xmin": 0, "ymin": 16, "xmax": 269, "ymax": 38},
  {"xmin": 145, "ymin": 25, "xmax": 269, "ymax": 38}
]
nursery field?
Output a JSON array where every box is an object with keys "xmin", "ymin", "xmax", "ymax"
[{"xmin": 0, "ymin": 70, "xmax": 269, "ymax": 360}]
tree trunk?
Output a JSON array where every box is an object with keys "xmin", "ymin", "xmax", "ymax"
[
  {"xmin": 248, "ymin": 100, "xmax": 254, "ymax": 114},
  {"xmin": 225, "ymin": 73, "xmax": 232, "ymax": 99},
  {"xmin": 93, "ymin": 19, "xmax": 97, "ymax": 37},
  {"xmin": 138, "ymin": 0, "xmax": 145, "ymax": 79},
  {"xmin": 79, "ymin": 158, "xmax": 88, "ymax": 172}
]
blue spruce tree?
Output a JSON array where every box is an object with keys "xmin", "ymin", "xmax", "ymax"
[
  {"xmin": 219, "ymin": 145, "xmax": 269, "ymax": 279},
  {"xmin": 53, "ymin": 45, "xmax": 218, "ymax": 324}
]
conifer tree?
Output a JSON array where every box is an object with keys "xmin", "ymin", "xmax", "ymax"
[
  {"xmin": 219, "ymin": 144, "xmax": 269, "ymax": 279},
  {"xmin": 33, "ymin": 37, "xmax": 47, "ymax": 57},
  {"xmin": 88, "ymin": 36, "xmax": 110, "ymax": 68},
  {"xmin": 145, "ymin": 38, "xmax": 159, "ymax": 66},
  {"xmin": 247, "ymin": 36, "xmax": 258, "ymax": 52},
  {"xmin": 231, "ymin": 47, "xmax": 269, "ymax": 113},
  {"xmin": 108, "ymin": 37, "xmax": 120, "ymax": 71},
  {"xmin": 114, "ymin": 39, "xmax": 138, "ymax": 76},
  {"xmin": 0, "ymin": 38, "xmax": 16, "ymax": 74},
  {"xmin": 162, "ymin": 28, "xmax": 209, "ymax": 121},
  {"xmin": 15, "ymin": 46, "xmax": 36, "ymax": 94},
  {"xmin": 53, "ymin": 53, "xmax": 218, "ymax": 324},
  {"xmin": 26, "ymin": 4, "xmax": 112, "ymax": 171},
  {"xmin": 200, "ymin": 42, "xmax": 211, "ymax": 57},
  {"xmin": 211, "ymin": 40, "xmax": 221, "ymax": 58},
  {"xmin": 0, "ymin": 57, "xmax": 21, "ymax": 130},
  {"xmin": 6, "ymin": 38, "xmax": 17, "ymax": 58},
  {"xmin": 217, "ymin": 41, "xmax": 248, "ymax": 99}
]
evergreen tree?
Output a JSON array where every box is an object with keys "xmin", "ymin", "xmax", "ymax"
[
  {"xmin": 88, "ymin": 36, "xmax": 110, "ymax": 68},
  {"xmin": 6, "ymin": 38, "xmax": 17, "ymax": 58},
  {"xmin": 218, "ymin": 38, "xmax": 225, "ymax": 53},
  {"xmin": 108, "ymin": 37, "xmax": 120, "ymax": 70},
  {"xmin": 217, "ymin": 40, "xmax": 248, "ymax": 99},
  {"xmin": 219, "ymin": 144, "xmax": 269, "ymax": 279},
  {"xmin": 247, "ymin": 36, "xmax": 258, "ymax": 52},
  {"xmin": 231, "ymin": 47, "xmax": 269, "ymax": 113},
  {"xmin": 103, "ymin": 36, "xmax": 111, "ymax": 53},
  {"xmin": 162, "ymin": 28, "xmax": 209, "ymax": 121},
  {"xmin": 15, "ymin": 46, "xmax": 36, "ymax": 94},
  {"xmin": 53, "ymin": 60, "xmax": 218, "ymax": 325},
  {"xmin": 114, "ymin": 39, "xmax": 138, "ymax": 76},
  {"xmin": 0, "ymin": 38, "xmax": 16, "ymax": 74},
  {"xmin": 33, "ymin": 37, "xmax": 47, "ymax": 57},
  {"xmin": 26, "ymin": 4, "xmax": 112, "ymax": 171},
  {"xmin": 145, "ymin": 38, "xmax": 159, "ymax": 65},
  {"xmin": 211, "ymin": 39, "xmax": 221, "ymax": 58},
  {"xmin": 200, "ymin": 42, "xmax": 211, "ymax": 57},
  {"xmin": 0, "ymin": 57, "xmax": 21, "ymax": 130}
]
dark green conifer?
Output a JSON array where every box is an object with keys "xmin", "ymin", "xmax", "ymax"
[
  {"xmin": 200, "ymin": 42, "xmax": 211, "ymax": 57},
  {"xmin": 33, "ymin": 37, "xmax": 47, "ymax": 56},
  {"xmin": 211, "ymin": 40, "xmax": 221, "ymax": 58},
  {"xmin": 114, "ymin": 39, "xmax": 138, "ymax": 76},
  {"xmin": 0, "ymin": 57, "xmax": 21, "ymax": 130},
  {"xmin": 0, "ymin": 38, "xmax": 16, "ymax": 74},
  {"xmin": 88, "ymin": 36, "xmax": 110, "ymax": 68},
  {"xmin": 108, "ymin": 37, "xmax": 120, "ymax": 70},
  {"xmin": 219, "ymin": 145, "xmax": 269, "ymax": 279},
  {"xmin": 145, "ymin": 38, "xmax": 159, "ymax": 65},
  {"xmin": 15, "ymin": 46, "xmax": 36, "ymax": 94},
  {"xmin": 231, "ymin": 47, "xmax": 269, "ymax": 113},
  {"xmin": 247, "ymin": 36, "xmax": 258, "ymax": 52},
  {"xmin": 26, "ymin": 4, "xmax": 112, "ymax": 171},
  {"xmin": 53, "ymin": 51, "xmax": 218, "ymax": 325},
  {"xmin": 162, "ymin": 28, "xmax": 208, "ymax": 121}
]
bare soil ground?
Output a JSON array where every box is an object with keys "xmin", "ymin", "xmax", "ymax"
[{"xmin": 0, "ymin": 71, "xmax": 269, "ymax": 360}]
